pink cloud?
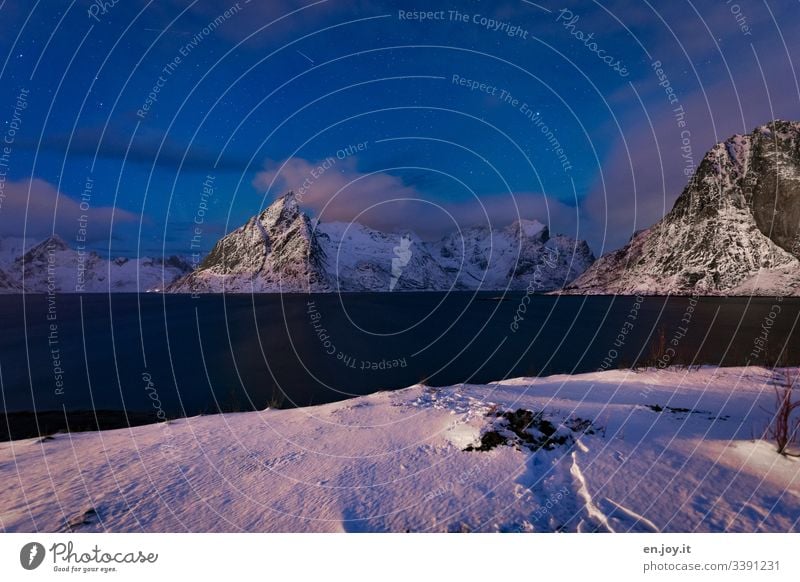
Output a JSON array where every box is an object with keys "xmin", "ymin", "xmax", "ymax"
[
  {"xmin": 0, "ymin": 178, "xmax": 139, "ymax": 241},
  {"xmin": 253, "ymin": 157, "xmax": 578, "ymax": 240}
]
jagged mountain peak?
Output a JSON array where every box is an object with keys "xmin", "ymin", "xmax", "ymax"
[
  {"xmin": 179, "ymin": 191, "xmax": 329, "ymax": 293},
  {"xmin": 259, "ymin": 190, "xmax": 301, "ymax": 227},
  {"xmin": 567, "ymin": 120, "xmax": 800, "ymax": 295},
  {"xmin": 35, "ymin": 233, "xmax": 69, "ymax": 250},
  {"xmin": 16, "ymin": 234, "xmax": 70, "ymax": 264},
  {"xmin": 673, "ymin": 121, "xmax": 800, "ymax": 258}
]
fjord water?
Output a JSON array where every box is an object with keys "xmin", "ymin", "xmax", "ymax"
[{"xmin": 1, "ymin": 293, "xmax": 798, "ymax": 437}]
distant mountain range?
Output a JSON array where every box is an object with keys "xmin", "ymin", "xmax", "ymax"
[
  {"xmin": 166, "ymin": 191, "xmax": 595, "ymax": 293},
  {"xmin": 566, "ymin": 120, "xmax": 800, "ymax": 295},
  {"xmin": 4, "ymin": 120, "xmax": 800, "ymax": 296},
  {"xmin": 0, "ymin": 198, "xmax": 594, "ymax": 295},
  {"xmin": 0, "ymin": 236, "xmax": 190, "ymax": 293}
]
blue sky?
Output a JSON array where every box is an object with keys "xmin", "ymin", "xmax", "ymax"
[{"xmin": 1, "ymin": 0, "xmax": 798, "ymax": 258}]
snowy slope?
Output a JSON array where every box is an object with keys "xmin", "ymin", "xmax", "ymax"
[
  {"xmin": 0, "ymin": 266, "xmax": 21, "ymax": 292},
  {"xmin": 567, "ymin": 120, "xmax": 800, "ymax": 295},
  {"xmin": 1, "ymin": 366, "xmax": 797, "ymax": 532},
  {"xmin": 168, "ymin": 192, "xmax": 595, "ymax": 293},
  {"xmin": 0, "ymin": 235, "xmax": 191, "ymax": 293},
  {"xmin": 432, "ymin": 220, "xmax": 594, "ymax": 291}
]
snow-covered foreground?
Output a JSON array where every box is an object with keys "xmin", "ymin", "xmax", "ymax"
[{"xmin": 1, "ymin": 367, "xmax": 798, "ymax": 532}]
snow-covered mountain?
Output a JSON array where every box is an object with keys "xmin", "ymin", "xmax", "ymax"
[
  {"xmin": 0, "ymin": 235, "xmax": 191, "ymax": 293},
  {"xmin": 567, "ymin": 120, "xmax": 800, "ymax": 295},
  {"xmin": 168, "ymin": 191, "xmax": 595, "ymax": 293},
  {"xmin": 168, "ymin": 192, "xmax": 330, "ymax": 293}
]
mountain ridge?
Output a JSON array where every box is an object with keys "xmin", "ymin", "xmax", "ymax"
[{"xmin": 167, "ymin": 191, "xmax": 595, "ymax": 293}]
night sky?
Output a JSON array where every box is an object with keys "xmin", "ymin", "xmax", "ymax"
[{"xmin": 0, "ymin": 0, "xmax": 798, "ymax": 258}]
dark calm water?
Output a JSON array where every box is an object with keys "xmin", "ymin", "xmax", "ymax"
[{"xmin": 1, "ymin": 293, "xmax": 798, "ymax": 438}]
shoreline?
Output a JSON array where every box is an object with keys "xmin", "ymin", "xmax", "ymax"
[
  {"xmin": 0, "ymin": 363, "xmax": 788, "ymax": 442},
  {"xmin": 1, "ymin": 365, "xmax": 796, "ymax": 532}
]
